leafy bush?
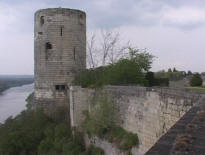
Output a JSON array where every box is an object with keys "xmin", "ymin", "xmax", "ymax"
[
  {"xmin": 73, "ymin": 48, "xmax": 154, "ymax": 88},
  {"xmin": 108, "ymin": 59, "xmax": 146, "ymax": 85},
  {"xmin": 38, "ymin": 123, "xmax": 85, "ymax": 155},
  {"xmin": 0, "ymin": 109, "xmax": 51, "ymax": 155},
  {"xmin": 0, "ymin": 108, "xmax": 89, "ymax": 155},
  {"xmin": 155, "ymin": 70, "xmax": 185, "ymax": 81},
  {"xmin": 145, "ymin": 72, "xmax": 169, "ymax": 87},
  {"xmin": 154, "ymin": 78, "xmax": 169, "ymax": 86},
  {"xmin": 82, "ymin": 93, "xmax": 116, "ymax": 137},
  {"xmin": 73, "ymin": 67, "xmax": 107, "ymax": 88},
  {"xmin": 145, "ymin": 72, "xmax": 155, "ymax": 87},
  {"xmin": 26, "ymin": 92, "xmax": 34, "ymax": 109},
  {"xmin": 190, "ymin": 73, "xmax": 203, "ymax": 87},
  {"xmin": 86, "ymin": 145, "xmax": 104, "ymax": 155},
  {"xmin": 107, "ymin": 127, "xmax": 139, "ymax": 151}
]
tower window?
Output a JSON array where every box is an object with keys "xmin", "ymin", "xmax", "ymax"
[
  {"xmin": 55, "ymin": 85, "xmax": 60, "ymax": 90},
  {"xmin": 40, "ymin": 16, "xmax": 44, "ymax": 26},
  {"xmin": 46, "ymin": 42, "xmax": 52, "ymax": 50},
  {"xmin": 73, "ymin": 47, "xmax": 76, "ymax": 60},
  {"xmin": 60, "ymin": 26, "xmax": 63, "ymax": 36},
  {"xmin": 79, "ymin": 14, "xmax": 84, "ymax": 25},
  {"xmin": 55, "ymin": 85, "xmax": 66, "ymax": 91}
]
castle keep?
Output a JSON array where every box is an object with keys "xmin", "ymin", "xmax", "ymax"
[{"xmin": 34, "ymin": 8, "xmax": 86, "ymax": 108}]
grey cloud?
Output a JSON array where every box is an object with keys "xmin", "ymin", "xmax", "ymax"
[
  {"xmin": 4, "ymin": 0, "xmax": 205, "ymax": 29},
  {"xmin": 83, "ymin": 0, "xmax": 205, "ymax": 30},
  {"xmin": 1, "ymin": 0, "xmax": 205, "ymax": 74}
]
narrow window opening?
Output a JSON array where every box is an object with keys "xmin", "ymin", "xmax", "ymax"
[
  {"xmin": 38, "ymin": 32, "xmax": 43, "ymax": 35},
  {"xmin": 55, "ymin": 85, "xmax": 66, "ymax": 91},
  {"xmin": 40, "ymin": 16, "xmax": 44, "ymax": 26},
  {"xmin": 46, "ymin": 42, "xmax": 52, "ymax": 50},
  {"xmin": 55, "ymin": 85, "xmax": 60, "ymax": 90},
  {"xmin": 79, "ymin": 14, "xmax": 84, "ymax": 25},
  {"xmin": 79, "ymin": 14, "xmax": 83, "ymax": 19},
  {"xmin": 60, "ymin": 27, "xmax": 63, "ymax": 36},
  {"xmin": 73, "ymin": 47, "xmax": 76, "ymax": 60}
]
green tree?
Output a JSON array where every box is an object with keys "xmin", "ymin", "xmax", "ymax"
[
  {"xmin": 173, "ymin": 67, "xmax": 177, "ymax": 72},
  {"xmin": 128, "ymin": 47, "xmax": 154, "ymax": 72},
  {"xmin": 73, "ymin": 47, "xmax": 154, "ymax": 87},
  {"xmin": 145, "ymin": 72, "xmax": 155, "ymax": 87},
  {"xmin": 0, "ymin": 107, "xmax": 88, "ymax": 155},
  {"xmin": 187, "ymin": 70, "xmax": 192, "ymax": 76},
  {"xmin": 190, "ymin": 73, "xmax": 202, "ymax": 87},
  {"xmin": 0, "ymin": 110, "xmax": 50, "ymax": 155},
  {"xmin": 108, "ymin": 59, "xmax": 146, "ymax": 85}
]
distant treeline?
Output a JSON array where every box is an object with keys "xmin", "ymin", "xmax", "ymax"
[{"xmin": 0, "ymin": 75, "xmax": 34, "ymax": 93}]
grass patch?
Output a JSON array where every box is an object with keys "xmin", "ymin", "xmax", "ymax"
[{"xmin": 186, "ymin": 87, "xmax": 205, "ymax": 93}]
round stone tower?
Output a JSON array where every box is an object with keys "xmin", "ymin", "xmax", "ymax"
[{"xmin": 34, "ymin": 8, "xmax": 86, "ymax": 109}]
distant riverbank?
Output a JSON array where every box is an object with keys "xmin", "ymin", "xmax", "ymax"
[
  {"xmin": 0, "ymin": 84, "xmax": 34, "ymax": 123},
  {"xmin": 0, "ymin": 75, "xmax": 34, "ymax": 93}
]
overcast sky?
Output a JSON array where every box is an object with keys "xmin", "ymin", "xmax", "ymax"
[{"xmin": 0, "ymin": 0, "xmax": 205, "ymax": 75}]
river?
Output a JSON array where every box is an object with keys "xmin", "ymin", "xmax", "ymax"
[{"xmin": 0, "ymin": 84, "xmax": 34, "ymax": 123}]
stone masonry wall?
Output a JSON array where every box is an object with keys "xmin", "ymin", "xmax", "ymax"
[{"xmin": 69, "ymin": 86, "xmax": 201, "ymax": 155}]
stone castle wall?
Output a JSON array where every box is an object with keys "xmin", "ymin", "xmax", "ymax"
[
  {"xmin": 34, "ymin": 8, "xmax": 86, "ymax": 109},
  {"xmin": 33, "ymin": 8, "xmax": 203, "ymax": 154},
  {"xmin": 69, "ymin": 86, "xmax": 202, "ymax": 154}
]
